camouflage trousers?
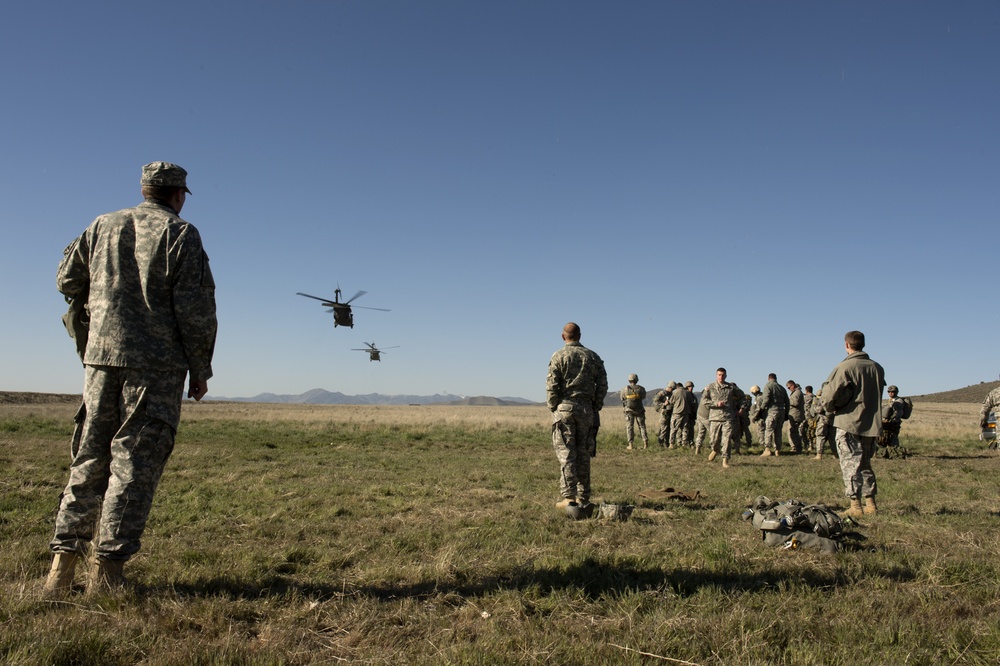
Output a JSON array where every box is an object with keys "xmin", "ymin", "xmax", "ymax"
[
  {"xmin": 694, "ymin": 416, "xmax": 709, "ymax": 450},
  {"xmin": 835, "ymin": 428, "xmax": 877, "ymax": 500},
  {"xmin": 733, "ymin": 415, "xmax": 752, "ymax": 451},
  {"xmin": 669, "ymin": 413, "xmax": 690, "ymax": 447},
  {"xmin": 708, "ymin": 419, "xmax": 733, "ymax": 460},
  {"xmin": 815, "ymin": 416, "xmax": 836, "ymax": 455},
  {"xmin": 764, "ymin": 411, "xmax": 785, "ymax": 452},
  {"xmin": 657, "ymin": 413, "xmax": 671, "ymax": 446},
  {"xmin": 787, "ymin": 416, "xmax": 806, "ymax": 452},
  {"xmin": 51, "ymin": 365, "xmax": 185, "ymax": 561},
  {"xmin": 552, "ymin": 403, "xmax": 594, "ymax": 503},
  {"xmin": 624, "ymin": 411, "xmax": 647, "ymax": 445}
]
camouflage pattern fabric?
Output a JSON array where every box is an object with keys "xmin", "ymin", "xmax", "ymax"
[
  {"xmin": 58, "ymin": 201, "xmax": 217, "ymax": 380},
  {"xmin": 668, "ymin": 386, "xmax": 690, "ymax": 446},
  {"xmin": 835, "ymin": 428, "xmax": 877, "ymax": 500},
  {"xmin": 552, "ymin": 405, "xmax": 594, "ymax": 503},
  {"xmin": 547, "ymin": 341, "xmax": 608, "ymax": 502},
  {"xmin": 787, "ymin": 386, "xmax": 806, "ymax": 452},
  {"xmin": 980, "ymin": 387, "xmax": 1000, "ymax": 428},
  {"xmin": 760, "ymin": 380, "xmax": 787, "ymax": 452},
  {"xmin": 620, "ymin": 382, "xmax": 647, "ymax": 445},
  {"xmin": 51, "ymin": 366, "xmax": 185, "ymax": 559},
  {"xmin": 51, "ymin": 187, "xmax": 217, "ymax": 563},
  {"xmin": 703, "ymin": 381, "xmax": 736, "ymax": 460},
  {"xmin": 653, "ymin": 390, "xmax": 672, "ymax": 445}
]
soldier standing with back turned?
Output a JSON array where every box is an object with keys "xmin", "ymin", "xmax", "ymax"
[
  {"xmin": 620, "ymin": 373, "xmax": 649, "ymax": 450},
  {"xmin": 547, "ymin": 322, "xmax": 608, "ymax": 512},
  {"xmin": 44, "ymin": 162, "xmax": 218, "ymax": 597}
]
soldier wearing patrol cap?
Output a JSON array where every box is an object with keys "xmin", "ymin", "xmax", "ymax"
[
  {"xmin": 683, "ymin": 381, "xmax": 698, "ymax": 445},
  {"xmin": 44, "ymin": 162, "xmax": 217, "ymax": 597},
  {"xmin": 620, "ymin": 373, "xmax": 648, "ymax": 449}
]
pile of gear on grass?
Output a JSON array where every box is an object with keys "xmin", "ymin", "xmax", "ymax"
[{"xmin": 743, "ymin": 495, "xmax": 867, "ymax": 553}]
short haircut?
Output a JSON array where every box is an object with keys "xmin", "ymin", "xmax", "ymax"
[
  {"xmin": 845, "ymin": 330, "xmax": 865, "ymax": 351},
  {"xmin": 717, "ymin": 367, "xmax": 726, "ymax": 374},
  {"xmin": 768, "ymin": 373, "xmax": 777, "ymax": 381},
  {"xmin": 141, "ymin": 184, "xmax": 184, "ymax": 202},
  {"xmin": 563, "ymin": 322, "xmax": 581, "ymax": 341},
  {"xmin": 805, "ymin": 385, "xmax": 813, "ymax": 393}
]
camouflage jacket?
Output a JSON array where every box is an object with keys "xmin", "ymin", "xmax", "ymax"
[
  {"xmin": 57, "ymin": 200, "xmax": 217, "ymax": 381},
  {"xmin": 546, "ymin": 341, "xmax": 608, "ymax": 412},
  {"xmin": 653, "ymin": 390, "xmax": 672, "ymax": 415},
  {"xmin": 981, "ymin": 387, "xmax": 1000, "ymax": 425},
  {"xmin": 668, "ymin": 386, "xmax": 688, "ymax": 415},
  {"xmin": 703, "ymin": 381, "xmax": 737, "ymax": 422}
]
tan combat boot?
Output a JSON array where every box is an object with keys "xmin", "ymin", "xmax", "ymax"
[
  {"xmin": 760, "ymin": 449, "xmax": 772, "ymax": 457},
  {"xmin": 89, "ymin": 558, "xmax": 127, "ymax": 595},
  {"xmin": 863, "ymin": 497, "xmax": 878, "ymax": 515},
  {"xmin": 721, "ymin": 458, "xmax": 730, "ymax": 469},
  {"xmin": 814, "ymin": 451, "xmax": 822, "ymax": 460},
  {"xmin": 555, "ymin": 497, "xmax": 574, "ymax": 510},
  {"xmin": 42, "ymin": 551, "xmax": 80, "ymax": 598},
  {"xmin": 845, "ymin": 498, "xmax": 864, "ymax": 519}
]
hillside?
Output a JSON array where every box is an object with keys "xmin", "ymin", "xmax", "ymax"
[{"xmin": 3, "ymin": 381, "xmax": 998, "ymax": 406}]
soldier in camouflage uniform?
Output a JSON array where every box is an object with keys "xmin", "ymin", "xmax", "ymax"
[
  {"xmin": 748, "ymin": 385, "xmax": 765, "ymax": 448},
  {"xmin": 786, "ymin": 380, "xmax": 807, "ymax": 454},
  {"xmin": 759, "ymin": 373, "xmax": 788, "ymax": 456},
  {"xmin": 693, "ymin": 384, "xmax": 711, "ymax": 455},
  {"xmin": 879, "ymin": 385, "xmax": 904, "ymax": 456},
  {"xmin": 44, "ymin": 163, "xmax": 218, "ymax": 597},
  {"xmin": 980, "ymin": 380, "xmax": 1000, "ymax": 434},
  {"xmin": 812, "ymin": 386, "xmax": 835, "ymax": 459},
  {"xmin": 619, "ymin": 374, "xmax": 648, "ymax": 450},
  {"xmin": 547, "ymin": 322, "xmax": 608, "ymax": 511},
  {"xmin": 683, "ymin": 381, "xmax": 698, "ymax": 445},
  {"xmin": 734, "ymin": 390, "xmax": 754, "ymax": 453},
  {"xmin": 803, "ymin": 385, "xmax": 817, "ymax": 446},
  {"xmin": 668, "ymin": 381, "xmax": 691, "ymax": 448},
  {"xmin": 703, "ymin": 368, "xmax": 737, "ymax": 468},
  {"xmin": 823, "ymin": 331, "xmax": 885, "ymax": 518},
  {"xmin": 653, "ymin": 382, "xmax": 674, "ymax": 446}
]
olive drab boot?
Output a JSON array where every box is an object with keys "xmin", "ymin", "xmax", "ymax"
[
  {"xmin": 845, "ymin": 498, "xmax": 865, "ymax": 519},
  {"xmin": 42, "ymin": 551, "xmax": 80, "ymax": 598},
  {"xmin": 863, "ymin": 496, "xmax": 878, "ymax": 515}
]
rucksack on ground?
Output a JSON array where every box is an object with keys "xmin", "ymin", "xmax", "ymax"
[{"xmin": 744, "ymin": 496, "xmax": 843, "ymax": 553}]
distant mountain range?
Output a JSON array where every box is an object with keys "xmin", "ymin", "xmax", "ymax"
[{"xmin": 208, "ymin": 388, "xmax": 539, "ymax": 406}]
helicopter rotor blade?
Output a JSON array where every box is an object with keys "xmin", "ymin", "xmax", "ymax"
[
  {"xmin": 344, "ymin": 290, "xmax": 367, "ymax": 304},
  {"xmin": 296, "ymin": 292, "xmax": 336, "ymax": 305},
  {"xmin": 352, "ymin": 305, "xmax": 391, "ymax": 312}
]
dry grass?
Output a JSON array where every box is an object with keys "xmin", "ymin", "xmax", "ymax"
[{"xmin": 3, "ymin": 398, "xmax": 1000, "ymax": 665}]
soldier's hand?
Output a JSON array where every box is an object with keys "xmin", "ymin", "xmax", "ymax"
[
  {"xmin": 981, "ymin": 420, "xmax": 989, "ymax": 429},
  {"xmin": 188, "ymin": 379, "xmax": 209, "ymax": 401}
]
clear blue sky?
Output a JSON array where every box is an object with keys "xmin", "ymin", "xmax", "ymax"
[{"xmin": 2, "ymin": 1, "xmax": 996, "ymax": 402}]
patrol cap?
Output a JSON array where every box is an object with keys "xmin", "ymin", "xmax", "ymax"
[
  {"xmin": 887, "ymin": 385, "xmax": 898, "ymax": 393},
  {"xmin": 628, "ymin": 373, "xmax": 638, "ymax": 382},
  {"xmin": 750, "ymin": 385, "xmax": 761, "ymax": 394},
  {"xmin": 141, "ymin": 162, "xmax": 192, "ymax": 194},
  {"xmin": 666, "ymin": 381, "xmax": 677, "ymax": 390}
]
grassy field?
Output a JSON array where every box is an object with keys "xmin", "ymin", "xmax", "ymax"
[{"xmin": 2, "ymin": 399, "xmax": 999, "ymax": 665}]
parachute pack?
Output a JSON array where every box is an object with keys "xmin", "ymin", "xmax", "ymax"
[
  {"xmin": 743, "ymin": 496, "xmax": 844, "ymax": 553},
  {"xmin": 900, "ymin": 396, "xmax": 913, "ymax": 419}
]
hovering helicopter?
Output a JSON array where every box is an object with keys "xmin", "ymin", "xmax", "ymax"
[
  {"xmin": 296, "ymin": 287, "xmax": 389, "ymax": 328},
  {"xmin": 352, "ymin": 341, "xmax": 399, "ymax": 362}
]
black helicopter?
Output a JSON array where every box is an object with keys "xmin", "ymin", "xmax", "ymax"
[
  {"xmin": 352, "ymin": 341, "xmax": 399, "ymax": 362},
  {"xmin": 296, "ymin": 288, "xmax": 389, "ymax": 328}
]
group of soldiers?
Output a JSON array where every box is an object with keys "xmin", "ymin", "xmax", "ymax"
[{"xmin": 618, "ymin": 373, "xmax": 909, "ymax": 464}]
